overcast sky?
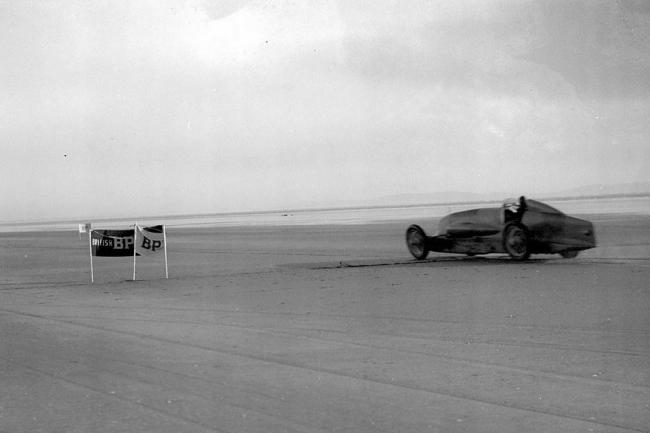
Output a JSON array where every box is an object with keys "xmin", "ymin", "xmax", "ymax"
[{"xmin": 2, "ymin": 0, "xmax": 649, "ymax": 220}]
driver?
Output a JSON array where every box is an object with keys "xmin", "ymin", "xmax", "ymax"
[{"xmin": 503, "ymin": 196, "xmax": 527, "ymax": 221}]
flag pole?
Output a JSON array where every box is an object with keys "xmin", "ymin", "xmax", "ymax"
[
  {"xmin": 163, "ymin": 225, "xmax": 169, "ymax": 279},
  {"xmin": 88, "ymin": 228, "xmax": 94, "ymax": 283},
  {"xmin": 133, "ymin": 222, "xmax": 137, "ymax": 281}
]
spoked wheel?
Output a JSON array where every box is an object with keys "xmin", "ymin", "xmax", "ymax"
[
  {"xmin": 503, "ymin": 223, "xmax": 530, "ymax": 260},
  {"xmin": 406, "ymin": 224, "xmax": 429, "ymax": 260},
  {"xmin": 560, "ymin": 250, "xmax": 579, "ymax": 258}
]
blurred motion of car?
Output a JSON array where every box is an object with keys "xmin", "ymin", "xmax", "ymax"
[{"xmin": 406, "ymin": 196, "xmax": 596, "ymax": 260}]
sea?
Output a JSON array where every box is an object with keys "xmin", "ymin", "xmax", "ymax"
[{"xmin": 1, "ymin": 196, "xmax": 648, "ymax": 233}]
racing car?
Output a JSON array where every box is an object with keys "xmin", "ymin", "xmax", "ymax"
[{"xmin": 406, "ymin": 196, "xmax": 596, "ymax": 260}]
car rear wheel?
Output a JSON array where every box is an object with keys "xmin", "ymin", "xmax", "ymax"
[
  {"xmin": 560, "ymin": 250, "xmax": 579, "ymax": 258},
  {"xmin": 503, "ymin": 223, "xmax": 530, "ymax": 260},
  {"xmin": 406, "ymin": 225, "xmax": 429, "ymax": 260}
]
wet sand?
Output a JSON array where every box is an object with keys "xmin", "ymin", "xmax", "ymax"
[{"xmin": 1, "ymin": 214, "xmax": 649, "ymax": 432}]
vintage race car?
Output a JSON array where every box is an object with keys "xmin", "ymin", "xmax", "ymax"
[{"xmin": 406, "ymin": 197, "xmax": 596, "ymax": 260}]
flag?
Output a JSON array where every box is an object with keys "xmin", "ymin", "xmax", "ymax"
[
  {"xmin": 135, "ymin": 225, "xmax": 165, "ymax": 256},
  {"xmin": 91, "ymin": 229, "xmax": 135, "ymax": 256},
  {"xmin": 79, "ymin": 223, "xmax": 91, "ymax": 233}
]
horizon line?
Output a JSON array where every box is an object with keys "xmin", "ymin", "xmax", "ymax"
[{"xmin": 2, "ymin": 192, "xmax": 648, "ymax": 227}]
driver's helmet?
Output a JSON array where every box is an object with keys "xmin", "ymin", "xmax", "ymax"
[{"xmin": 503, "ymin": 198, "xmax": 520, "ymax": 213}]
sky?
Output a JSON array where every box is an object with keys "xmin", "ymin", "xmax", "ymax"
[{"xmin": 2, "ymin": 0, "xmax": 649, "ymax": 221}]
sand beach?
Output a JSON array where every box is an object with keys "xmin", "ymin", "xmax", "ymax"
[{"xmin": 1, "ymin": 211, "xmax": 649, "ymax": 432}]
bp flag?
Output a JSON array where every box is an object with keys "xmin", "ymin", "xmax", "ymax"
[
  {"xmin": 91, "ymin": 229, "xmax": 135, "ymax": 257},
  {"xmin": 86, "ymin": 224, "xmax": 168, "ymax": 282},
  {"xmin": 135, "ymin": 225, "xmax": 165, "ymax": 256},
  {"xmin": 90, "ymin": 225, "xmax": 164, "ymax": 257}
]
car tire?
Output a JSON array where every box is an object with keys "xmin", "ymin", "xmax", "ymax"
[
  {"xmin": 503, "ymin": 223, "xmax": 530, "ymax": 260},
  {"xmin": 406, "ymin": 224, "xmax": 429, "ymax": 260},
  {"xmin": 560, "ymin": 250, "xmax": 579, "ymax": 258}
]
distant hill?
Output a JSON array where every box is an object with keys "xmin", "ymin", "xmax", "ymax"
[
  {"xmin": 354, "ymin": 182, "xmax": 650, "ymax": 208},
  {"xmin": 546, "ymin": 182, "xmax": 650, "ymax": 198},
  {"xmin": 268, "ymin": 182, "xmax": 650, "ymax": 212}
]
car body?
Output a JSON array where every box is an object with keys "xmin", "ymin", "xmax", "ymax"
[{"xmin": 406, "ymin": 196, "xmax": 596, "ymax": 260}]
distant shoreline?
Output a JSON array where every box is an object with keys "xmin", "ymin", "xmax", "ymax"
[{"xmin": 1, "ymin": 192, "xmax": 649, "ymax": 230}]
